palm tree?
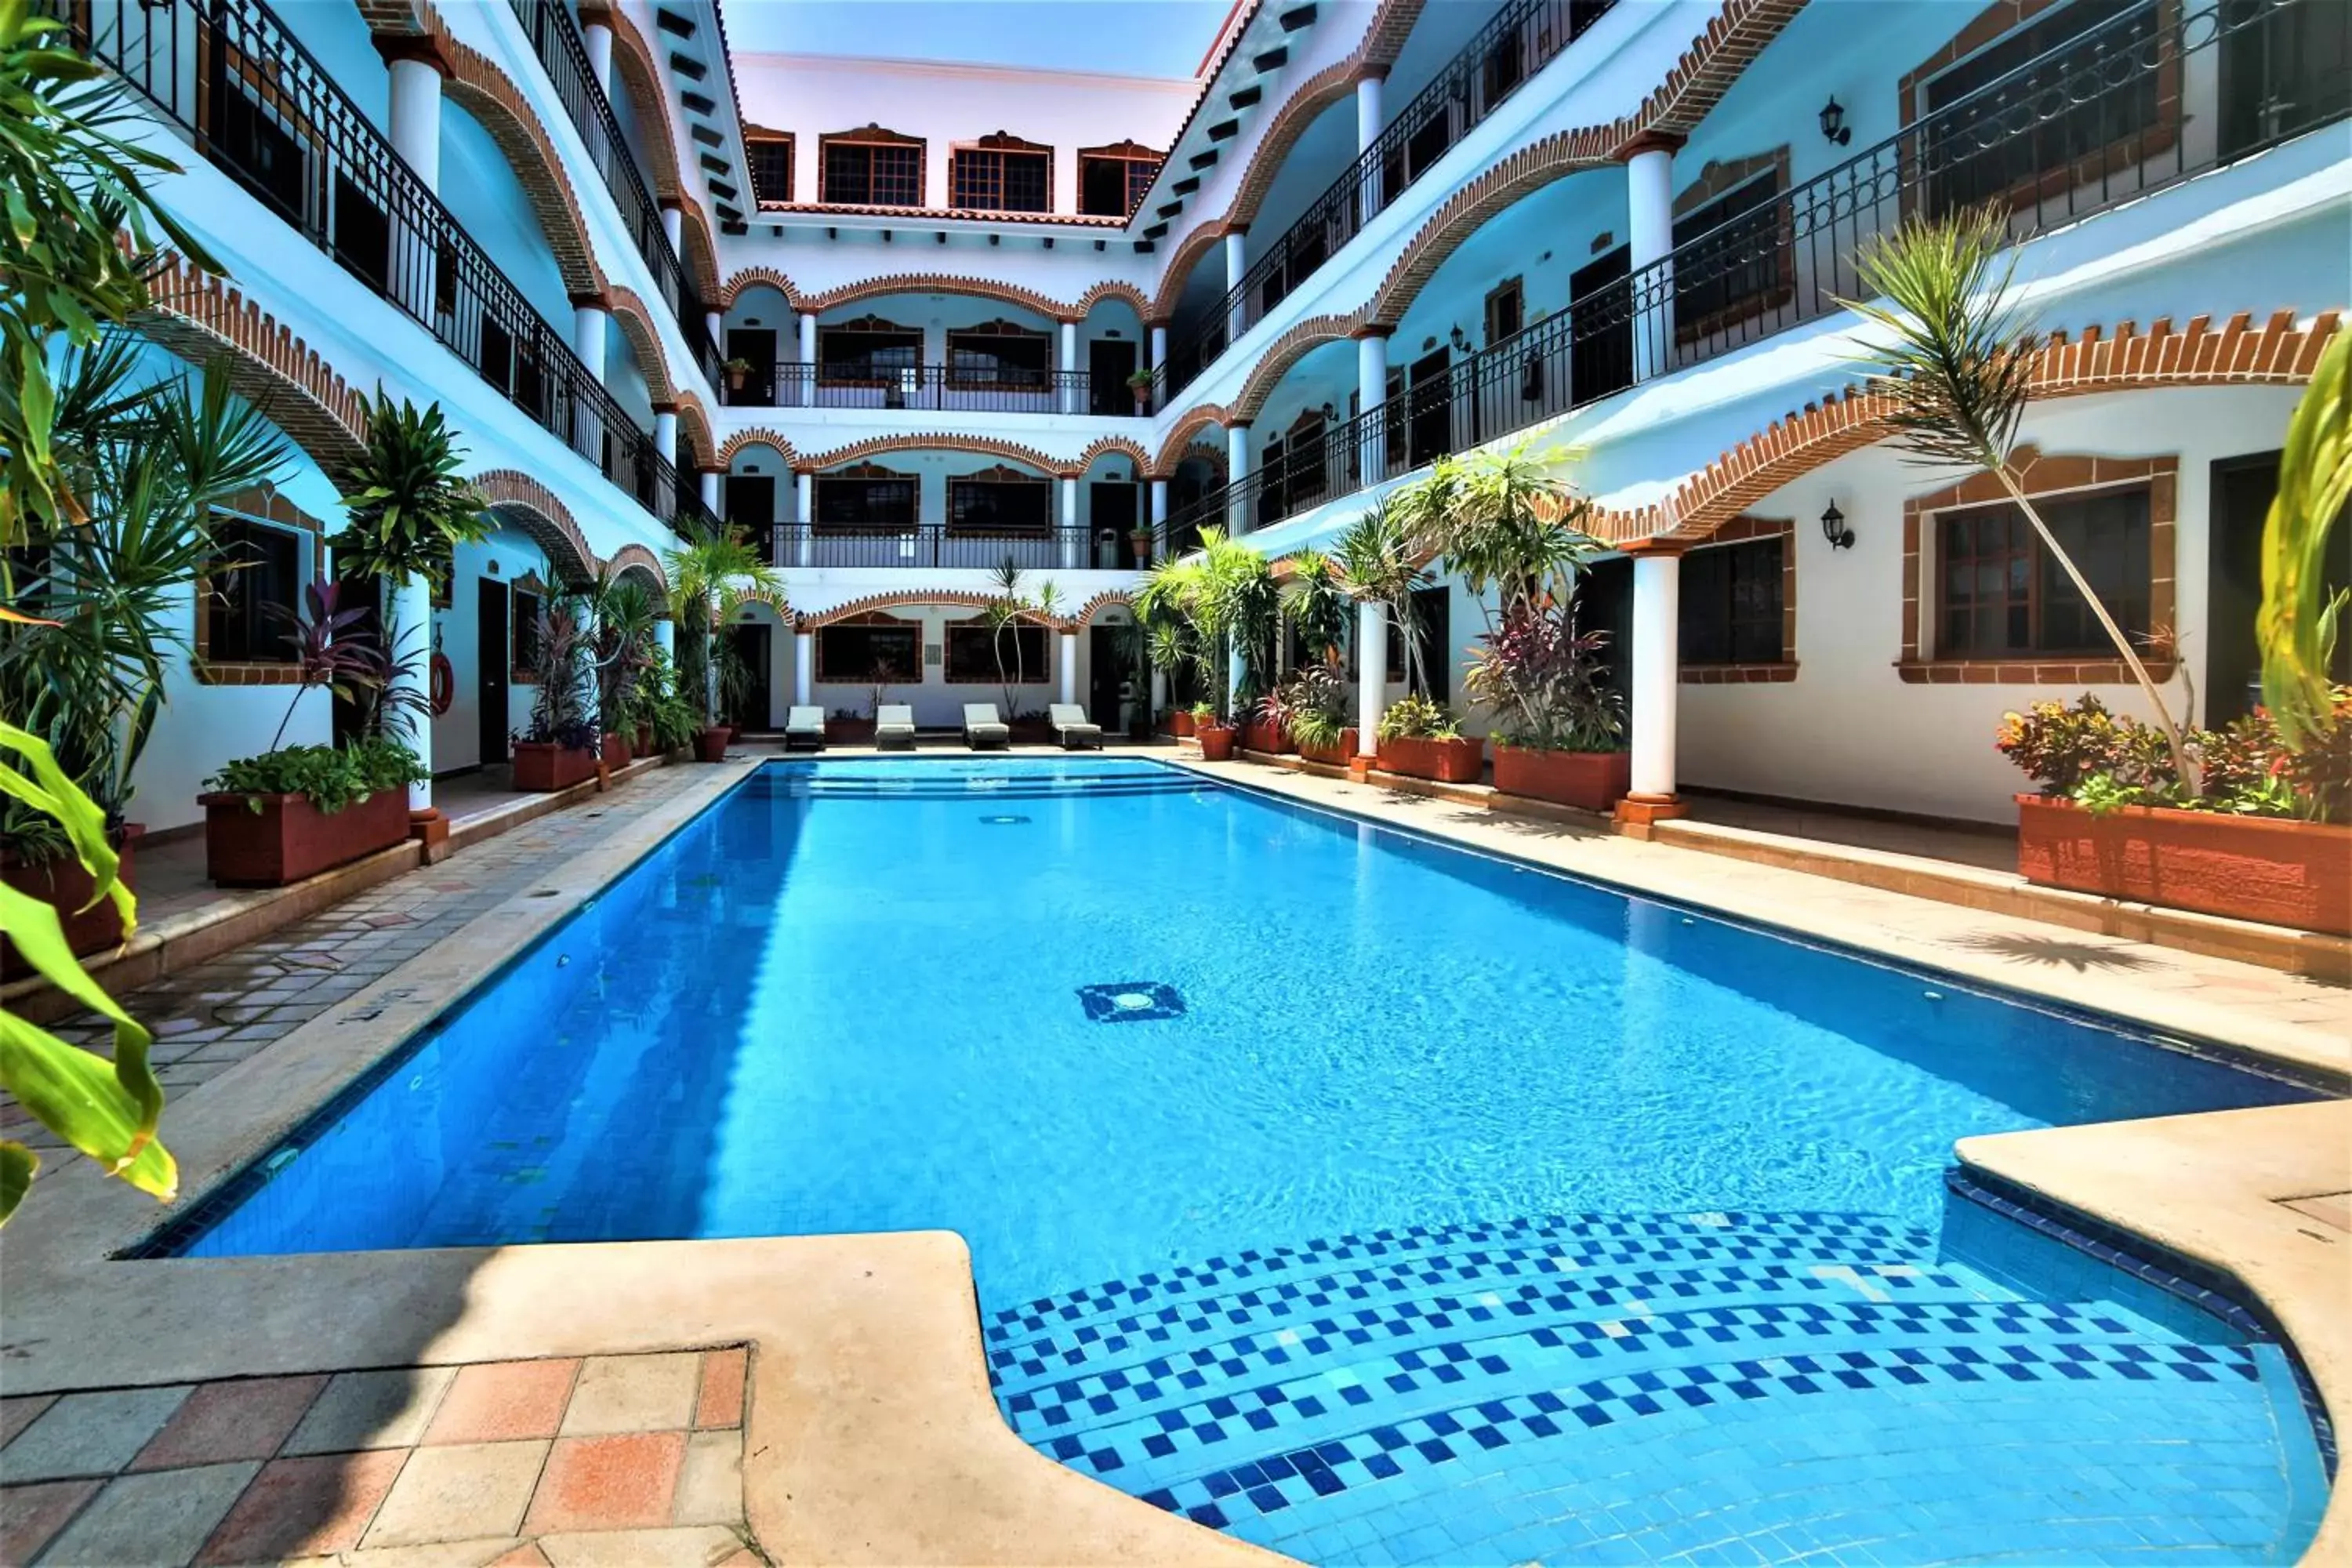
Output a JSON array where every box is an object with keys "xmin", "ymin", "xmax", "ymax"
[
  {"xmin": 1842, "ymin": 205, "xmax": 2196, "ymax": 789},
  {"xmin": 2258, "ymin": 322, "xmax": 2350, "ymax": 751},
  {"xmin": 1334, "ymin": 499, "xmax": 1427, "ymax": 697},
  {"xmin": 661, "ymin": 521, "xmax": 786, "ymax": 727}
]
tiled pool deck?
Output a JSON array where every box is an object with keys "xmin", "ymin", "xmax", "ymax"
[{"xmin": 0, "ymin": 746, "xmax": 2343, "ymax": 1565}]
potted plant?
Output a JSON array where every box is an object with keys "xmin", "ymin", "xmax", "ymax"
[
  {"xmin": 1128, "ymin": 525, "xmax": 1156, "ymax": 566},
  {"xmin": 583, "ymin": 569, "xmax": 656, "ymax": 772},
  {"xmin": 1126, "ymin": 368, "xmax": 1156, "ymax": 415},
  {"xmin": 1471, "ymin": 598, "xmax": 1630, "ymax": 811},
  {"xmin": 201, "ymin": 736, "xmax": 426, "ymax": 886},
  {"xmin": 722, "ymin": 356, "xmax": 753, "ymax": 394},
  {"xmin": 1243, "ymin": 687, "xmax": 1296, "ymax": 755},
  {"xmin": 662, "ymin": 521, "xmax": 786, "ymax": 762},
  {"xmin": 510, "ymin": 601, "xmax": 602, "ymax": 791},
  {"xmin": 1192, "ymin": 701, "xmax": 1236, "ymax": 760},
  {"xmin": 1283, "ymin": 666, "xmax": 1356, "ymax": 766},
  {"xmin": 1376, "ymin": 694, "xmax": 1483, "ymax": 782}
]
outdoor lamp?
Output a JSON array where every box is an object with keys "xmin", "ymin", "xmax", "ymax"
[
  {"xmin": 1820, "ymin": 97, "xmax": 1851, "ymax": 147},
  {"xmin": 1820, "ymin": 499, "xmax": 1854, "ymax": 550}
]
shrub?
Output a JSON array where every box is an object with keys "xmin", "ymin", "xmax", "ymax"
[
  {"xmin": 1376, "ymin": 692, "xmax": 1463, "ymax": 742},
  {"xmin": 1465, "ymin": 600, "xmax": 1623, "ymax": 753},
  {"xmin": 1996, "ymin": 688, "xmax": 2351, "ymax": 821},
  {"xmin": 207, "ymin": 737, "xmax": 426, "ymax": 814}
]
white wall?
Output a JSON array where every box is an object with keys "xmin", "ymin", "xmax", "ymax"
[{"xmin": 429, "ymin": 528, "xmax": 559, "ymax": 773}]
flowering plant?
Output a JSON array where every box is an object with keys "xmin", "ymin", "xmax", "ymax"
[
  {"xmin": 1997, "ymin": 689, "xmax": 2350, "ymax": 821},
  {"xmin": 1464, "ymin": 597, "xmax": 1624, "ymax": 753}
]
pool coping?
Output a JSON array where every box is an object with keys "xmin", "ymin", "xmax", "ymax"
[{"xmin": 2, "ymin": 747, "xmax": 2342, "ymax": 1563}]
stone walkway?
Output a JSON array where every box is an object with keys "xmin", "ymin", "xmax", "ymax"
[{"xmin": 0, "ymin": 1348, "xmax": 755, "ymax": 1566}]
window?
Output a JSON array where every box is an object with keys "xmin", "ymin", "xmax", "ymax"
[
  {"xmin": 819, "ymin": 127, "xmax": 924, "ymax": 206},
  {"xmin": 747, "ymin": 132, "xmax": 793, "ymax": 205},
  {"xmin": 1679, "ymin": 537, "xmax": 1786, "ymax": 665},
  {"xmin": 817, "ymin": 316, "xmax": 921, "ymax": 383},
  {"xmin": 949, "ymin": 468, "xmax": 1052, "ymax": 533},
  {"xmin": 946, "ymin": 323, "xmax": 1050, "ymax": 387},
  {"xmin": 951, "ymin": 136, "xmax": 1051, "ymax": 212},
  {"xmin": 199, "ymin": 515, "xmax": 303, "ymax": 663},
  {"xmin": 813, "ymin": 465, "xmax": 919, "ymax": 530},
  {"xmin": 1936, "ymin": 485, "xmax": 2151, "ymax": 657},
  {"xmin": 815, "ymin": 622, "xmax": 920, "ymax": 682},
  {"xmin": 1078, "ymin": 142, "xmax": 1163, "ymax": 216},
  {"xmin": 1672, "ymin": 168, "xmax": 1787, "ymax": 340},
  {"xmin": 946, "ymin": 622, "xmax": 1047, "ymax": 683},
  {"xmin": 511, "ymin": 584, "xmax": 545, "ymax": 681},
  {"xmin": 1484, "ymin": 277, "xmax": 1524, "ymax": 346}
]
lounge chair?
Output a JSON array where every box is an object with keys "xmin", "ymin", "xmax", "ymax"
[
  {"xmin": 963, "ymin": 703, "xmax": 1011, "ymax": 750},
  {"xmin": 1048, "ymin": 702, "xmax": 1103, "ymax": 750},
  {"xmin": 785, "ymin": 706, "xmax": 826, "ymax": 750},
  {"xmin": 876, "ymin": 704, "xmax": 916, "ymax": 750}
]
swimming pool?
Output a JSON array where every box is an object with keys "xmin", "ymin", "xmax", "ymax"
[{"xmin": 172, "ymin": 757, "xmax": 2329, "ymax": 1563}]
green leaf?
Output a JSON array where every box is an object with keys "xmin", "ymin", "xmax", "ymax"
[{"xmin": 0, "ymin": 1142, "xmax": 33, "ymax": 1225}]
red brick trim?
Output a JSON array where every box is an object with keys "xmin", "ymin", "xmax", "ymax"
[
  {"xmin": 605, "ymin": 542, "xmax": 670, "ymax": 593},
  {"xmin": 1074, "ymin": 281, "xmax": 1152, "ymax": 320},
  {"xmin": 598, "ymin": 7, "xmax": 688, "ymax": 206},
  {"xmin": 1226, "ymin": 60, "xmax": 1360, "ymax": 230},
  {"xmin": 1898, "ymin": 448, "xmax": 2178, "ymax": 684},
  {"xmin": 796, "ymin": 590, "xmax": 1074, "ymax": 633},
  {"xmin": 193, "ymin": 662, "xmax": 310, "ymax": 688},
  {"xmin": 1682, "ymin": 662, "xmax": 1797, "ymax": 684},
  {"xmin": 1073, "ymin": 590, "xmax": 1137, "ymax": 626},
  {"xmin": 803, "ymin": 273, "xmax": 1065, "ymax": 318},
  {"xmin": 474, "ymin": 470, "xmax": 598, "ymax": 583},
  {"xmin": 717, "ymin": 428, "xmax": 800, "ymax": 467},
  {"xmin": 1149, "ymin": 222, "xmax": 1240, "ymax": 325},
  {"xmin": 1674, "ymin": 147, "xmax": 1788, "ymax": 217},
  {"xmin": 136, "ymin": 256, "xmax": 369, "ymax": 472},
  {"xmin": 804, "ymin": 433, "xmax": 1075, "ymax": 476},
  {"xmin": 1232, "ymin": 315, "xmax": 1359, "ymax": 422},
  {"xmin": 605, "ymin": 285, "xmax": 677, "ymax": 401},
  {"xmin": 1152, "ymin": 406, "xmax": 1236, "ymax": 476},
  {"xmin": 679, "ymin": 203, "xmax": 724, "ymax": 304},
  {"xmin": 1076, "ymin": 435, "xmax": 1152, "ymax": 473},
  {"xmin": 1896, "ymin": 0, "xmax": 2076, "ymax": 122},
  {"xmin": 674, "ymin": 393, "xmax": 717, "ymax": 470},
  {"xmin": 1680, "ymin": 514, "xmax": 1797, "ymax": 679}
]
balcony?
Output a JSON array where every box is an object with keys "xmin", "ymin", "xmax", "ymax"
[
  {"xmin": 760, "ymin": 524, "xmax": 1134, "ymax": 572},
  {"xmin": 1167, "ymin": 0, "xmax": 2350, "ymax": 543},
  {"xmin": 66, "ymin": 0, "xmax": 717, "ymax": 540},
  {"xmin": 1160, "ymin": 0, "xmax": 1621, "ymax": 402},
  {"xmin": 720, "ymin": 364, "xmax": 1149, "ymax": 416}
]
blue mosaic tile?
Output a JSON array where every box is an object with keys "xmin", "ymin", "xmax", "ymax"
[{"xmin": 1075, "ymin": 982, "xmax": 1186, "ymax": 1023}]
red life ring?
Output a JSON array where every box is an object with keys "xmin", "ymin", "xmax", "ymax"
[{"xmin": 429, "ymin": 652, "xmax": 456, "ymax": 717}]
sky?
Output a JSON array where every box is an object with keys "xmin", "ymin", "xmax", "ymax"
[{"xmin": 718, "ymin": 0, "xmax": 1235, "ymax": 78}]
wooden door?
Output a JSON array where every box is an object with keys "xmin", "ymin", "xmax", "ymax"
[{"xmin": 477, "ymin": 579, "xmax": 509, "ymax": 766}]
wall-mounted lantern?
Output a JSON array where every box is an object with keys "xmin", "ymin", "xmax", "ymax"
[
  {"xmin": 1820, "ymin": 97, "xmax": 1851, "ymax": 147},
  {"xmin": 1820, "ymin": 499, "xmax": 1854, "ymax": 550}
]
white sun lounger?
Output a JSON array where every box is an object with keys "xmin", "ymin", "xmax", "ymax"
[
  {"xmin": 876, "ymin": 704, "xmax": 916, "ymax": 750},
  {"xmin": 785, "ymin": 706, "xmax": 826, "ymax": 750},
  {"xmin": 1048, "ymin": 702, "xmax": 1103, "ymax": 750},
  {"xmin": 963, "ymin": 703, "xmax": 1011, "ymax": 750}
]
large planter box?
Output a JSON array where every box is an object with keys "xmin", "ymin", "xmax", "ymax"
[
  {"xmin": 1494, "ymin": 746, "xmax": 1632, "ymax": 812},
  {"xmin": 1295, "ymin": 729, "xmax": 1359, "ymax": 768},
  {"xmin": 1378, "ymin": 735, "xmax": 1485, "ymax": 783},
  {"xmin": 601, "ymin": 732, "xmax": 630, "ymax": 771},
  {"xmin": 1196, "ymin": 724, "xmax": 1237, "ymax": 761},
  {"xmin": 200, "ymin": 789, "xmax": 411, "ymax": 888},
  {"xmin": 693, "ymin": 728, "xmax": 731, "ymax": 764},
  {"xmin": 827, "ymin": 717, "xmax": 877, "ymax": 744},
  {"xmin": 1008, "ymin": 717, "xmax": 1054, "ymax": 746},
  {"xmin": 1241, "ymin": 719, "xmax": 1294, "ymax": 755},
  {"xmin": 1170, "ymin": 710, "xmax": 1196, "ymax": 739},
  {"xmin": 512, "ymin": 742, "xmax": 600, "ymax": 793},
  {"xmin": 2016, "ymin": 795, "xmax": 2352, "ymax": 935},
  {"xmin": 2, "ymin": 826, "xmax": 139, "ymax": 978}
]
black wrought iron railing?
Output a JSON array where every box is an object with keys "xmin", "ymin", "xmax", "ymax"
[
  {"xmin": 1160, "ymin": 0, "xmax": 1618, "ymax": 401},
  {"xmin": 65, "ymin": 0, "xmax": 717, "ymax": 539},
  {"xmin": 720, "ymin": 362, "xmax": 1148, "ymax": 416},
  {"xmin": 764, "ymin": 524, "xmax": 1112, "ymax": 571},
  {"xmin": 1165, "ymin": 0, "xmax": 2348, "ymax": 542},
  {"xmin": 505, "ymin": 0, "xmax": 719, "ymax": 384}
]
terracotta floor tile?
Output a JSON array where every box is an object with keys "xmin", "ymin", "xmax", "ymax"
[
  {"xmin": 198, "ymin": 1448, "xmax": 405, "ymax": 1563},
  {"xmin": 132, "ymin": 1375, "xmax": 326, "ymax": 1471},
  {"xmin": 523, "ymin": 1431, "xmax": 684, "ymax": 1534},
  {"xmin": 423, "ymin": 1362, "xmax": 579, "ymax": 1446},
  {"xmin": 285, "ymin": 1367, "xmax": 457, "ymax": 1456},
  {"xmin": 691, "ymin": 1352, "xmax": 745, "ymax": 1430},
  {"xmin": 0, "ymin": 1477, "xmax": 103, "ymax": 1564}
]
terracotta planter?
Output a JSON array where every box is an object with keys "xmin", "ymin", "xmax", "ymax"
[
  {"xmin": 2, "ymin": 826, "xmax": 140, "ymax": 978},
  {"xmin": 1196, "ymin": 724, "xmax": 1237, "ymax": 761},
  {"xmin": 511, "ymin": 742, "xmax": 600, "ymax": 793},
  {"xmin": 2015, "ymin": 795, "xmax": 2351, "ymax": 935},
  {"xmin": 1493, "ymin": 745, "xmax": 1632, "ymax": 811},
  {"xmin": 828, "ymin": 717, "xmax": 877, "ymax": 744},
  {"xmin": 1378, "ymin": 735, "xmax": 1485, "ymax": 783},
  {"xmin": 1008, "ymin": 718, "xmax": 1054, "ymax": 746},
  {"xmin": 1295, "ymin": 729, "xmax": 1359, "ymax": 768},
  {"xmin": 201, "ymin": 789, "xmax": 411, "ymax": 889},
  {"xmin": 1171, "ymin": 710, "xmax": 1197, "ymax": 739},
  {"xmin": 1128, "ymin": 532, "xmax": 1154, "ymax": 566},
  {"xmin": 601, "ymin": 732, "xmax": 630, "ymax": 771},
  {"xmin": 694, "ymin": 727, "xmax": 731, "ymax": 764},
  {"xmin": 1241, "ymin": 718, "xmax": 1296, "ymax": 755},
  {"xmin": 636, "ymin": 725, "xmax": 656, "ymax": 757}
]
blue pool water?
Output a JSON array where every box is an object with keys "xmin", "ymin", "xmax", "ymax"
[{"xmin": 178, "ymin": 757, "xmax": 2328, "ymax": 1563}]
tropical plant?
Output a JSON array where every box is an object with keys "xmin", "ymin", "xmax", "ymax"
[
  {"xmin": 0, "ymin": 0, "xmax": 222, "ymax": 539},
  {"xmin": 258, "ymin": 579, "xmax": 387, "ymax": 753},
  {"xmin": 660, "ymin": 521, "xmax": 785, "ymax": 727},
  {"xmin": 1279, "ymin": 664, "xmax": 1349, "ymax": 750},
  {"xmin": 638, "ymin": 648, "xmax": 699, "ymax": 750},
  {"xmin": 1465, "ymin": 598, "xmax": 1624, "ymax": 753},
  {"xmin": 1389, "ymin": 441, "xmax": 1595, "ymax": 627},
  {"xmin": 1284, "ymin": 549, "xmax": 1351, "ymax": 667},
  {"xmin": 982, "ymin": 559, "xmax": 1062, "ymax": 717},
  {"xmin": 581, "ymin": 571, "xmax": 657, "ymax": 737},
  {"xmin": 0, "ymin": 723, "xmax": 175, "ymax": 1225},
  {"xmin": 2257, "ymin": 323, "xmax": 2351, "ymax": 753},
  {"xmin": 206, "ymin": 735, "xmax": 427, "ymax": 815},
  {"xmin": 329, "ymin": 393, "xmax": 494, "ymax": 592},
  {"xmin": 1376, "ymin": 692, "xmax": 1462, "ymax": 742},
  {"xmin": 1995, "ymin": 691, "xmax": 2350, "ymax": 822},
  {"xmin": 1334, "ymin": 499, "xmax": 1428, "ymax": 696},
  {"xmin": 1204, "ymin": 532, "xmax": 1279, "ymax": 706},
  {"xmin": 1841, "ymin": 205, "xmax": 2195, "ymax": 791},
  {"xmin": 518, "ymin": 601, "xmax": 595, "ymax": 750}
]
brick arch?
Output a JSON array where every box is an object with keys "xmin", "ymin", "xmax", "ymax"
[
  {"xmin": 1074, "ymin": 590, "xmax": 1136, "ymax": 626},
  {"xmin": 605, "ymin": 285, "xmax": 677, "ymax": 401},
  {"xmin": 674, "ymin": 393, "xmax": 717, "ymax": 470},
  {"xmin": 717, "ymin": 266, "xmax": 804, "ymax": 310},
  {"xmin": 1076, "ymin": 435, "xmax": 1152, "ymax": 473},
  {"xmin": 586, "ymin": 5, "xmax": 687, "ymax": 205},
  {"xmin": 419, "ymin": 27, "xmax": 605, "ymax": 298},
  {"xmin": 1173, "ymin": 440, "xmax": 1229, "ymax": 480},
  {"xmin": 606, "ymin": 542, "xmax": 670, "ymax": 595},
  {"xmin": 474, "ymin": 470, "xmax": 598, "ymax": 583},
  {"xmin": 796, "ymin": 589, "xmax": 1073, "ymax": 632},
  {"xmin": 1075, "ymin": 281, "xmax": 1151, "ymax": 320},
  {"xmin": 1364, "ymin": 128, "xmax": 1619, "ymax": 327},
  {"xmin": 1584, "ymin": 310, "xmax": 2340, "ymax": 545},
  {"xmin": 678, "ymin": 202, "xmax": 724, "ymax": 303},
  {"xmin": 1232, "ymin": 315, "xmax": 1361, "ymax": 421},
  {"xmin": 717, "ymin": 428, "xmax": 800, "ymax": 467},
  {"xmin": 801, "ymin": 273, "xmax": 1065, "ymax": 319},
  {"xmin": 136, "ymin": 255, "xmax": 369, "ymax": 474},
  {"xmin": 805, "ymin": 434, "xmax": 1075, "ymax": 476},
  {"xmin": 1149, "ymin": 222, "xmax": 1236, "ymax": 324},
  {"xmin": 1225, "ymin": 60, "xmax": 1359, "ymax": 230},
  {"xmin": 1152, "ymin": 405, "xmax": 1234, "ymax": 475}
]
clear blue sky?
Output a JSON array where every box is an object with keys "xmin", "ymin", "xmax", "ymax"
[{"xmin": 720, "ymin": 0, "xmax": 1232, "ymax": 78}]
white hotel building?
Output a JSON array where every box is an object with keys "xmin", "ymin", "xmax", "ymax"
[{"xmin": 72, "ymin": 0, "xmax": 2350, "ymax": 831}]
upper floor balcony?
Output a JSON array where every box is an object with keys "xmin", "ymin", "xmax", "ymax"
[{"xmin": 723, "ymin": 365, "xmax": 1143, "ymax": 418}]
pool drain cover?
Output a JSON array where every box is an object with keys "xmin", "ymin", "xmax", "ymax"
[
  {"xmin": 1076, "ymin": 982, "xmax": 1185, "ymax": 1023},
  {"xmin": 981, "ymin": 814, "xmax": 1032, "ymax": 825}
]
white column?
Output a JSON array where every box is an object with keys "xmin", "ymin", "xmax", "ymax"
[
  {"xmin": 1059, "ymin": 476, "xmax": 1080, "ymax": 568},
  {"xmin": 660, "ymin": 201, "xmax": 684, "ymax": 252},
  {"xmin": 393, "ymin": 574, "xmax": 434, "ymax": 811},
  {"xmin": 1355, "ymin": 599, "xmax": 1385, "ymax": 757},
  {"xmin": 1355, "ymin": 68, "xmax": 1385, "ymax": 218},
  {"xmin": 653, "ymin": 407, "xmax": 678, "ymax": 465},
  {"xmin": 1226, "ymin": 630, "xmax": 1246, "ymax": 717},
  {"xmin": 795, "ymin": 471, "xmax": 814, "ymax": 567},
  {"xmin": 1058, "ymin": 320, "xmax": 1080, "ymax": 415},
  {"xmin": 793, "ymin": 631, "xmax": 814, "ymax": 706},
  {"xmin": 385, "ymin": 56, "xmax": 443, "ymax": 322},
  {"xmin": 1356, "ymin": 329, "xmax": 1388, "ymax": 488},
  {"xmin": 1058, "ymin": 633, "xmax": 1078, "ymax": 705},
  {"xmin": 699, "ymin": 469, "xmax": 720, "ymax": 511},
  {"xmin": 1149, "ymin": 477, "xmax": 1169, "ymax": 559},
  {"xmin": 572, "ymin": 298, "xmax": 608, "ymax": 463},
  {"xmin": 655, "ymin": 618, "xmax": 674, "ymax": 659},
  {"xmin": 1628, "ymin": 550, "xmax": 1682, "ymax": 802},
  {"xmin": 1225, "ymin": 421, "xmax": 1251, "ymax": 535},
  {"xmin": 797, "ymin": 312, "xmax": 817, "ymax": 362},
  {"xmin": 706, "ymin": 309, "xmax": 724, "ymax": 349},
  {"xmin": 1625, "ymin": 140, "xmax": 1677, "ymax": 383},
  {"xmin": 581, "ymin": 19, "xmax": 614, "ymax": 92},
  {"xmin": 1149, "ymin": 324, "xmax": 1168, "ymax": 372},
  {"xmin": 1222, "ymin": 229, "xmax": 1249, "ymax": 345}
]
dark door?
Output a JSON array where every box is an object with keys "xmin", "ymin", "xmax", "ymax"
[
  {"xmin": 1573, "ymin": 558, "xmax": 1635, "ymax": 714},
  {"xmin": 1091, "ymin": 481, "xmax": 1138, "ymax": 566},
  {"xmin": 724, "ymin": 623, "xmax": 772, "ymax": 728},
  {"xmin": 2219, "ymin": 0, "xmax": 2350, "ymax": 158},
  {"xmin": 1089, "ymin": 625, "xmax": 1127, "ymax": 728},
  {"xmin": 2205, "ymin": 452, "xmax": 2352, "ymax": 724},
  {"xmin": 1408, "ymin": 584, "xmax": 1452, "ymax": 703},
  {"xmin": 726, "ymin": 474, "xmax": 778, "ymax": 561},
  {"xmin": 726, "ymin": 327, "xmax": 778, "ymax": 405},
  {"xmin": 1570, "ymin": 246, "xmax": 1633, "ymax": 405},
  {"xmin": 1406, "ymin": 350, "xmax": 1451, "ymax": 470},
  {"xmin": 332, "ymin": 574, "xmax": 385, "ymax": 748},
  {"xmin": 477, "ymin": 579, "xmax": 510, "ymax": 767},
  {"xmin": 1088, "ymin": 339, "xmax": 1138, "ymax": 416}
]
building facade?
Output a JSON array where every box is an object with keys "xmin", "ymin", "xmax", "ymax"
[{"xmin": 73, "ymin": 0, "xmax": 2350, "ymax": 830}]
